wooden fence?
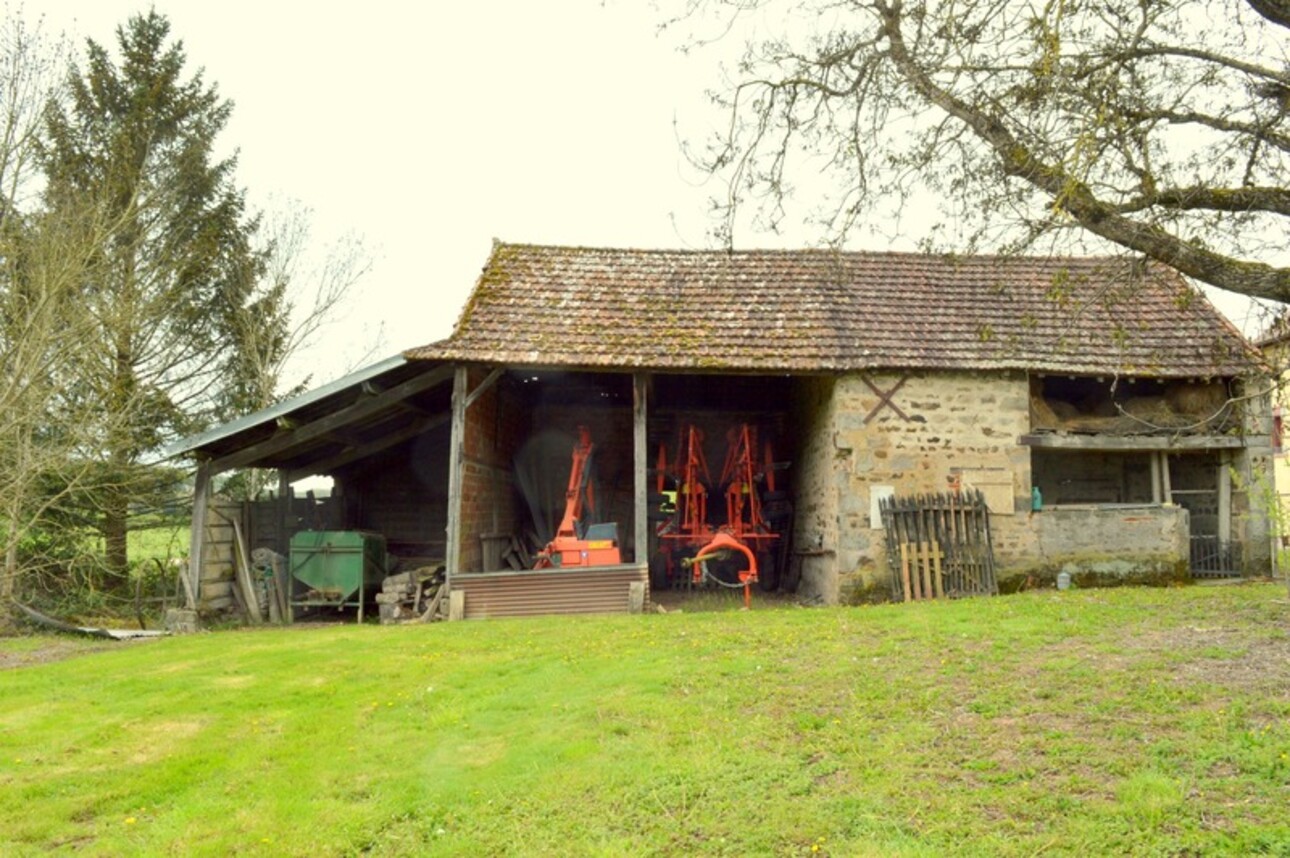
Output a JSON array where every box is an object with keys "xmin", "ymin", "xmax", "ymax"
[{"xmin": 880, "ymin": 490, "xmax": 998, "ymax": 601}]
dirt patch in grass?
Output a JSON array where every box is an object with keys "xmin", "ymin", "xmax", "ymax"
[{"xmin": 0, "ymin": 635, "xmax": 146, "ymax": 670}]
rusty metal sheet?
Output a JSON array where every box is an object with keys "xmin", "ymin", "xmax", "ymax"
[{"xmin": 452, "ymin": 564, "xmax": 649, "ymax": 619}]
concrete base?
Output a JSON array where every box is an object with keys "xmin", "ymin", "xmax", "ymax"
[{"xmin": 164, "ymin": 608, "xmax": 200, "ymax": 634}]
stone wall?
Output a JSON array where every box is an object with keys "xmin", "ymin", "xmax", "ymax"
[
  {"xmin": 1233, "ymin": 378, "xmax": 1275, "ymax": 573},
  {"xmin": 790, "ymin": 375, "xmax": 842, "ymax": 605},
  {"xmin": 827, "ymin": 370, "xmax": 1034, "ymax": 600},
  {"xmin": 1008, "ymin": 505, "xmax": 1191, "ymax": 587},
  {"xmin": 806, "ymin": 368, "xmax": 1271, "ymax": 603}
]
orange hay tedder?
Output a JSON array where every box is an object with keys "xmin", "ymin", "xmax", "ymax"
[
  {"xmin": 652, "ymin": 423, "xmax": 787, "ymax": 607},
  {"xmin": 533, "ymin": 426, "xmax": 622, "ymax": 569}
]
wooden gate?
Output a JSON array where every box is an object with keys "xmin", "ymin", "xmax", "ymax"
[{"xmin": 880, "ymin": 490, "xmax": 998, "ymax": 601}]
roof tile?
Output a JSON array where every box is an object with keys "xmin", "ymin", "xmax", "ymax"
[{"xmin": 406, "ymin": 242, "xmax": 1261, "ymax": 377}]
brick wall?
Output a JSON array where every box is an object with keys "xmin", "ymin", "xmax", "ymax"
[{"xmin": 458, "ymin": 370, "xmax": 528, "ymax": 572}]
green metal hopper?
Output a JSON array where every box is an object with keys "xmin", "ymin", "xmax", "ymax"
[{"xmin": 289, "ymin": 530, "xmax": 387, "ymax": 622}]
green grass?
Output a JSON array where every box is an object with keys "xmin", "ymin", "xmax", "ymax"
[
  {"xmin": 2, "ymin": 584, "xmax": 1289, "ymax": 856},
  {"xmin": 127, "ymin": 521, "xmax": 189, "ymax": 568}
]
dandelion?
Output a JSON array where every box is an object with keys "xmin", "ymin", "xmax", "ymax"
[{"xmin": 125, "ymin": 817, "xmax": 137, "ymax": 825}]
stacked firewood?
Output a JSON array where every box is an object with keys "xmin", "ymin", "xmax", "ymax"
[{"xmin": 376, "ymin": 566, "xmax": 447, "ymax": 624}]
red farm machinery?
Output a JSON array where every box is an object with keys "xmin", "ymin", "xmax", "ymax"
[
  {"xmin": 532, "ymin": 426, "xmax": 622, "ymax": 569},
  {"xmin": 650, "ymin": 423, "xmax": 790, "ymax": 607}
]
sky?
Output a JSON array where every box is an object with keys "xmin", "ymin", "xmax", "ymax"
[{"xmin": 25, "ymin": 0, "xmax": 1274, "ymax": 390}]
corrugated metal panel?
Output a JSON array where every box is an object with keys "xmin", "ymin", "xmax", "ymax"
[{"xmin": 453, "ymin": 564, "xmax": 648, "ymax": 619}]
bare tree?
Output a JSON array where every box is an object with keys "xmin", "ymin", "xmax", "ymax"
[
  {"xmin": 682, "ymin": 0, "xmax": 1290, "ymax": 300},
  {"xmin": 218, "ymin": 200, "xmax": 373, "ymax": 500},
  {"xmin": 0, "ymin": 12, "xmax": 139, "ymax": 618}
]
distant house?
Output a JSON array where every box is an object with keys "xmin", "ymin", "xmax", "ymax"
[{"xmin": 170, "ymin": 242, "xmax": 1273, "ymax": 617}]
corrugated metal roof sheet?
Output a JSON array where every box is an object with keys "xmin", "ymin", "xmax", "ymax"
[{"xmin": 405, "ymin": 242, "xmax": 1261, "ymax": 378}]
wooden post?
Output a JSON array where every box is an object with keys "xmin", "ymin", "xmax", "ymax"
[
  {"xmin": 277, "ymin": 471, "xmax": 291, "ymax": 557},
  {"xmin": 186, "ymin": 459, "xmax": 212, "ymax": 611},
  {"xmin": 1218, "ymin": 450, "xmax": 1232, "ymax": 551},
  {"xmin": 1160, "ymin": 452, "xmax": 1173, "ymax": 504},
  {"xmin": 628, "ymin": 580, "xmax": 645, "ymax": 614},
  {"xmin": 1150, "ymin": 453, "xmax": 1162, "ymax": 504},
  {"xmin": 448, "ymin": 589, "xmax": 465, "ymax": 621},
  {"xmin": 931, "ymin": 542, "xmax": 944, "ymax": 599},
  {"xmin": 900, "ymin": 543, "xmax": 912, "ymax": 602},
  {"xmin": 445, "ymin": 365, "xmax": 468, "ymax": 587},
  {"xmin": 633, "ymin": 373, "xmax": 649, "ymax": 566}
]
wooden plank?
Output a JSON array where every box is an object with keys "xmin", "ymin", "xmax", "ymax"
[
  {"xmin": 919, "ymin": 541, "xmax": 933, "ymax": 600},
  {"xmin": 419, "ymin": 583, "xmax": 446, "ymax": 621},
  {"xmin": 230, "ymin": 517, "xmax": 262, "ymax": 625},
  {"xmin": 448, "ymin": 589, "xmax": 465, "ymax": 622},
  {"xmin": 900, "ymin": 543, "xmax": 912, "ymax": 603},
  {"xmin": 932, "ymin": 542, "xmax": 944, "ymax": 599},
  {"xmin": 445, "ymin": 365, "xmax": 468, "ymax": 586},
  {"xmin": 909, "ymin": 543, "xmax": 923, "ymax": 600},
  {"xmin": 1019, "ymin": 433, "xmax": 1246, "ymax": 450}
]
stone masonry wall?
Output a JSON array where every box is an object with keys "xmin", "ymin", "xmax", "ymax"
[
  {"xmin": 830, "ymin": 370, "xmax": 1034, "ymax": 601},
  {"xmin": 1233, "ymin": 377, "xmax": 1275, "ymax": 574},
  {"xmin": 820, "ymin": 369, "xmax": 1272, "ymax": 603},
  {"xmin": 1014, "ymin": 505, "xmax": 1190, "ymax": 587},
  {"xmin": 790, "ymin": 375, "xmax": 842, "ymax": 605}
]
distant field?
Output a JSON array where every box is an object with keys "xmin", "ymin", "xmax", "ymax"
[
  {"xmin": 126, "ymin": 520, "xmax": 189, "ymax": 567},
  {"xmin": 2, "ymin": 584, "xmax": 1288, "ymax": 856}
]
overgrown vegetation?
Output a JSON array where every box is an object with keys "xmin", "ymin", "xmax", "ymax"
[
  {"xmin": 0, "ymin": 11, "xmax": 367, "ymax": 621},
  {"xmin": 2, "ymin": 584, "xmax": 1287, "ymax": 855}
]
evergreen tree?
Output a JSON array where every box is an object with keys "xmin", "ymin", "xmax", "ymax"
[{"xmin": 38, "ymin": 11, "xmax": 280, "ymax": 575}]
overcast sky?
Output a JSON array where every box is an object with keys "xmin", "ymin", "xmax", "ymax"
[{"xmin": 27, "ymin": 0, "xmax": 1272, "ymax": 389}]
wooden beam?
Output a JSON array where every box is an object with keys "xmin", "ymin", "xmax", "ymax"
[
  {"xmin": 1019, "ymin": 433, "xmax": 1247, "ymax": 451},
  {"xmin": 445, "ymin": 365, "xmax": 469, "ymax": 586},
  {"xmin": 209, "ymin": 364, "xmax": 454, "ymax": 473},
  {"xmin": 1150, "ymin": 453, "xmax": 1162, "ymax": 504},
  {"xmin": 1218, "ymin": 450, "xmax": 1232, "ymax": 546},
  {"xmin": 185, "ymin": 460, "xmax": 212, "ymax": 610},
  {"xmin": 277, "ymin": 471, "xmax": 290, "ymax": 558},
  {"xmin": 464, "ymin": 368, "xmax": 503, "ymax": 410},
  {"xmin": 634, "ymin": 372, "xmax": 649, "ymax": 566},
  {"xmin": 286, "ymin": 412, "xmax": 450, "ymax": 481}
]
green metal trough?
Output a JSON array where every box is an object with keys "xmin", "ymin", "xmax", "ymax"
[{"xmin": 289, "ymin": 530, "xmax": 387, "ymax": 623}]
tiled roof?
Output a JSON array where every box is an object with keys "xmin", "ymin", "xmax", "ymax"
[{"xmin": 406, "ymin": 242, "xmax": 1262, "ymax": 377}]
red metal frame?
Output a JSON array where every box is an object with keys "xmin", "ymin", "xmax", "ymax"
[
  {"xmin": 653, "ymin": 422, "xmax": 784, "ymax": 606},
  {"xmin": 533, "ymin": 426, "xmax": 621, "ymax": 569}
]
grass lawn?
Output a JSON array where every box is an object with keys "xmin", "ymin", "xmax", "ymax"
[{"xmin": 2, "ymin": 583, "xmax": 1288, "ymax": 856}]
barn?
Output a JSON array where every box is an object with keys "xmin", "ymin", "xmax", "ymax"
[{"xmin": 168, "ymin": 242, "xmax": 1273, "ymax": 620}]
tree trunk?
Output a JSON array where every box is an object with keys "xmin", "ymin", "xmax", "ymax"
[
  {"xmin": 1, "ymin": 520, "xmax": 18, "ymax": 633},
  {"xmin": 104, "ymin": 488, "xmax": 130, "ymax": 579}
]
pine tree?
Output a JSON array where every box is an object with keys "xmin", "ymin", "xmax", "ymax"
[{"xmin": 38, "ymin": 12, "xmax": 278, "ymax": 576}]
